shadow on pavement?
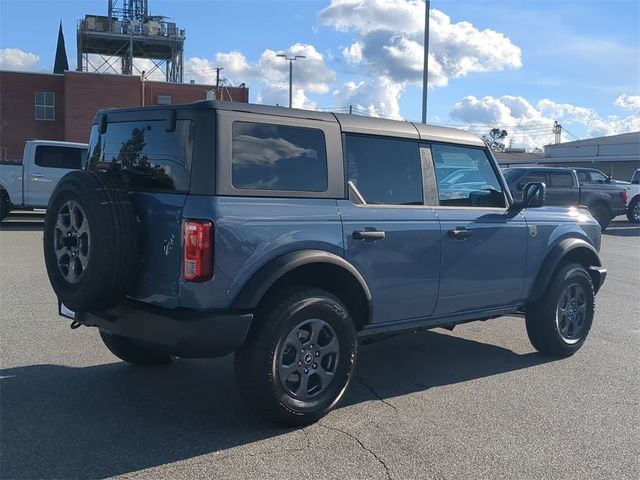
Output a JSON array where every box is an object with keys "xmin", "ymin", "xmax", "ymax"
[
  {"xmin": 0, "ymin": 328, "xmax": 553, "ymax": 479},
  {"xmin": 603, "ymin": 220, "xmax": 640, "ymax": 238}
]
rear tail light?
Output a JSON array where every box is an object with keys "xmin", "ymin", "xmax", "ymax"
[
  {"xmin": 621, "ymin": 191, "xmax": 628, "ymax": 204},
  {"xmin": 183, "ymin": 220, "xmax": 213, "ymax": 282}
]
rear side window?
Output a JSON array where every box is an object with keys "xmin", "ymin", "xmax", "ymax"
[
  {"xmin": 549, "ymin": 171, "xmax": 574, "ymax": 187},
  {"xmin": 87, "ymin": 119, "xmax": 194, "ymax": 192},
  {"xmin": 345, "ymin": 134, "xmax": 422, "ymax": 205},
  {"xmin": 518, "ymin": 171, "xmax": 547, "ymax": 189},
  {"xmin": 231, "ymin": 122, "xmax": 327, "ymax": 192},
  {"xmin": 431, "ymin": 144, "xmax": 505, "ymax": 208},
  {"xmin": 35, "ymin": 146, "xmax": 85, "ymax": 170}
]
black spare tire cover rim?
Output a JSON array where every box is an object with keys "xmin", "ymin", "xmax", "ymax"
[{"xmin": 54, "ymin": 200, "xmax": 91, "ymax": 284}]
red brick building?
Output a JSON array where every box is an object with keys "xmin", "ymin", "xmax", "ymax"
[{"xmin": 0, "ymin": 70, "xmax": 248, "ymax": 161}]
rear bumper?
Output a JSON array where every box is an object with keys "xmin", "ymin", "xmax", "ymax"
[
  {"xmin": 589, "ymin": 266, "xmax": 607, "ymax": 295},
  {"xmin": 78, "ymin": 298, "xmax": 253, "ymax": 358}
]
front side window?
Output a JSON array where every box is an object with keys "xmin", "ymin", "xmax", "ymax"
[
  {"xmin": 589, "ymin": 170, "xmax": 608, "ymax": 183},
  {"xmin": 518, "ymin": 171, "xmax": 547, "ymax": 190},
  {"xmin": 549, "ymin": 171, "xmax": 574, "ymax": 187},
  {"xmin": 35, "ymin": 92, "xmax": 55, "ymax": 121},
  {"xmin": 346, "ymin": 134, "xmax": 423, "ymax": 205},
  {"xmin": 35, "ymin": 146, "xmax": 85, "ymax": 169},
  {"xmin": 87, "ymin": 119, "xmax": 194, "ymax": 192},
  {"xmin": 431, "ymin": 144, "xmax": 505, "ymax": 208},
  {"xmin": 232, "ymin": 122, "xmax": 328, "ymax": 192}
]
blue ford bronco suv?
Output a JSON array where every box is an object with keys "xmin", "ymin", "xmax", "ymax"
[{"xmin": 43, "ymin": 101, "xmax": 607, "ymax": 425}]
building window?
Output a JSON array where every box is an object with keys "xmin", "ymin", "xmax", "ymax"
[
  {"xmin": 157, "ymin": 95, "xmax": 172, "ymax": 105},
  {"xmin": 35, "ymin": 92, "xmax": 55, "ymax": 121}
]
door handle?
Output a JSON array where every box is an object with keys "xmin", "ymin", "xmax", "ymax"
[
  {"xmin": 352, "ymin": 229, "xmax": 385, "ymax": 240},
  {"xmin": 31, "ymin": 173, "xmax": 45, "ymax": 178},
  {"xmin": 447, "ymin": 227, "xmax": 473, "ymax": 240}
]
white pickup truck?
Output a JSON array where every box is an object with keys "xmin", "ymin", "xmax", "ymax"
[
  {"xmin": 626, "ymin": 169, "xmax": 640, "ymax": 223},
  {"xmin": 1, "ymin": 140, "xmax": 88, "ymax": 221}
]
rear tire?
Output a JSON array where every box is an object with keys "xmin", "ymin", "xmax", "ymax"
[
  {"xmin": 100, "ymin": 330, "xmax": 172, "ymax": 366},
  {"xmin": 0, "ymin": 191, "xmax": 9, "ymax": 222},
  {"xmin": 526, "ymin": 263, "xmax": 594, "ymax": 357},
  {"xmin": 234, "ymin": 288, "xmax": 357, "ymax": 425},
  {"xmin": 589, "ymin": 203, "xmax": 610, "ymax": 232},
  {"xmin": 627, "ymin": 196, "xmax": 640, "ymax": 223}
]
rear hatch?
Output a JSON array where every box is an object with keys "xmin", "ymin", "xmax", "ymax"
[{"xmin": 86, "ymin": 109, "xmax": 197, "ymax": 308}]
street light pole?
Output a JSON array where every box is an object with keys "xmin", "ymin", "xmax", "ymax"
[
  {"xmin": 277, "ymin": 54, "xmax": 306, "ymax": 108},
  {"xmin": 421, "ymin": 0, "xmax": 430, "ymax": 124}
]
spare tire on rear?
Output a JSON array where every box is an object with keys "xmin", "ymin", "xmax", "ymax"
[{"xmin": 43, "ymin": 170, "xmax": 139, "ymax": 312}]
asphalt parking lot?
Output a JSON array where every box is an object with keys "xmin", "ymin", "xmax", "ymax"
[{"xmin": 1, "ymin": 213, "xmax": 638, "ymax": 480}]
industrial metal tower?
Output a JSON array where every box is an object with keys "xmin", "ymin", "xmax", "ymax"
[{"xmin": 76, "ymin": 0, "xmax": 185, "ymax": 82}]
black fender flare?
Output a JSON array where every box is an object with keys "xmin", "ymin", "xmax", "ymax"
[
  {"xmin": 231, "ymin": 250, "xmax": 372, "ymax": 316},
  {"xmin": 529, "ymin": 238, "xmax": 603, "ymax": 301}
]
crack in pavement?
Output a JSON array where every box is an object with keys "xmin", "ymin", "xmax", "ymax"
[
  {"xmin": 354, "ymin": 375, "xmax": 399, "ymax": 413},
  {"xmin": 319, "ymin": 423, "xmax": 392, "ymax": 480}
]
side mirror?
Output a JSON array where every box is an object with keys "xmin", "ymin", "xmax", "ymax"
[
  {"xmin": 522, "ymin": 182, "xmax": 546, "ymax": 208},
  {"xmin": 605, "ymin": 176, "xmax": 612, "ymax": 183},
  {"xmin": 510, "ymin": 182, "xmax": 546, "ymax": 211}
]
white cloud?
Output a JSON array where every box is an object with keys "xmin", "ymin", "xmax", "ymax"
[
  {"xmin": 319, "ymin": 0, "xmax": 521, "ymax": 86},
  {"xmin": 333, "ymin": 76, "xmax": 404, "ymax": 119},
  {"xmin": 450, "ymin": 95, "xmax": 640, "ymax": 149},
  {"xmin": 319, "ymin": 0, "xmax": 521, "ymax": 117},
  {"xmin": 614, "ymin": 94, "xmax": 640, "ymax": 114},
  {"xmin": 342, "ymin": 41, "xmax": 363, "ymax": 64},
  {"xmin": 186, "ymin": 43, "xmax": 334, "ymax": 109},
  {"xmin": 0, "ymin": 48, "xmax": 40, "ymax": 71}
]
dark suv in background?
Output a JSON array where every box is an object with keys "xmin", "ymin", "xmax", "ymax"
[
  {"xmin": 43, "ymin": 101, "xmax": 606, "ymax": 424},
  {"xmin": 503, "ymin": 166, "xmax": 627, "ymax": 231}
]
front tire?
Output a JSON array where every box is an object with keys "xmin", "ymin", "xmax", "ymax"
[
  {"xmin": 525, "ymin": 263, "xmax": 595, "ymax": 357},
  {"xmin": 100, "ymin": 330, "xmax": 172, "ymax": 366},
  {"xmin": 627, "ymin": 196, "xmax": 640, "ymax": 223},
  {"xmin": 235, "ymin": 288, "xmax": 357, "ymax": 425}
]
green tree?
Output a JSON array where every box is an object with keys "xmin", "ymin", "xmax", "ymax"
[{"xmin": 483, "ymin": 128, "xmax": 508, "ymax": 152}]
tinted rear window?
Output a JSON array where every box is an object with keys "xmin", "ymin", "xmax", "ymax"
[
  {"xmin": 35, "ymin": 146, "xmax": 85, "ymax": 169},
  {"xmin": 87, "ymin": 120, "xmax": 194, "ymax": 192},
  {"xmin": 549, "ymin": 171, "xmax": 574, "ymax": 187},
  {"xmin": 231, "ymin": 122, "xmax": 328, "ymax": 192}
]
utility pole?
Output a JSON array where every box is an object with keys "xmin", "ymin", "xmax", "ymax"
[
  {"xmin": 276, "ymin": 54, "xmax": 306, "ymax": 108},
  {"xmin": 215, "ymin": 67, "xmax": 223, "ymax": 100},
  {"xmin": 553, "ymin": 121, "xmax": 562, "ymax": 144},
  {"xmin": 421, "ymin": 0, "xmax": 431, "ymax": 124}
]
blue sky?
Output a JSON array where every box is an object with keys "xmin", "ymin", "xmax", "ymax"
[{"xmin": 1, "ymin": 0, "xmax": 638, "ymax": 149}]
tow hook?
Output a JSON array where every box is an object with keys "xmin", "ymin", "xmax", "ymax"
[{"xmin": 70, "ymin": 320, "xmax": 82, "ymax": 329}]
